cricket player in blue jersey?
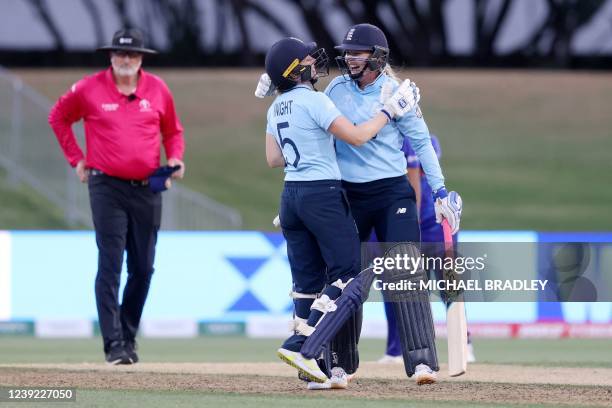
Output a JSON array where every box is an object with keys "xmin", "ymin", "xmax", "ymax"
[
  {"xmin": 379, "ymin": 135, "xmax": 475, "ymax": 364},
  {"xmin": 263, "ymin": 36, "xmax": 422, "ymax": 385},
  {"xmin": 316, "ymin": 23, "xmax": 461, "ymax": 385}
]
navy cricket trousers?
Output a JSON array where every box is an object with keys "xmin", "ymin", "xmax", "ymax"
[
  {"xmin": 280, "ymin": 180, "xmax": 360, "ymax": 296},
  {"xmin": 343, "ymin": 175, "xmax": 420, "ymax": 244},
  {"xmin": 88, "ymin": 173, "xmax": 161, "ymax": 352}
]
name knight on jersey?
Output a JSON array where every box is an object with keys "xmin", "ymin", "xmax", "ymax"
[{"xmin": 274, "ymin": 100, "xmax": 293, "ymax": 116}]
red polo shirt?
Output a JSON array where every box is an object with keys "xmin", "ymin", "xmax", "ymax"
[{"xmin": 49, "ymin": 68, "xmax": 184, "ymax": 180}]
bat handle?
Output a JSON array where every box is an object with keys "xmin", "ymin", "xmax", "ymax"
[{"xmin": 441, "ymin": 219, "xmax": 453, "ymax": 252}]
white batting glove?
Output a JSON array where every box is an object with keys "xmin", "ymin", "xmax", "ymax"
[
  {"xmin": 434, "ymin": 188, "xmax": 462, "ymax": 235},
  {"xmin": 381, "ymin": 79, "xmax": 420, "ymax": 119},
  {"xmin": 273, "ymin": 214, "xmax": 281, "ymax": 228},
  {"xmin": 255, "ymin": 73, "xmax": 276, "ymax": 98},
  {"xmin": 380, "ymin": 80, "xmax": 394, "ymax": 104}
]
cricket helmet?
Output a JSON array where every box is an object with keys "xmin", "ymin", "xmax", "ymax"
[
  {"xmin": 334, "ymin": 24, "xmax": 389, "ymax": 80},
  {"xmin": 265, "ymin": 37, "xmax": 329, "ymax": 92}
]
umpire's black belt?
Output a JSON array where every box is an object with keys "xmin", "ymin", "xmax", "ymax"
[{"xmin": 90, "ymin": 168, "xmax": 149, "ymax": 186}]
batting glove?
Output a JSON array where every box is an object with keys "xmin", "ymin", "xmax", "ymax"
[
  {"xmin": 380, "ymin": 79, "xmax": 420, "ymax": 120},
  {"xmin": 255, "ymin": 73, "xmax": 276, "ymax": 98},
  {"xmin": 434, "ymin": 188, "xmax": 462, "ymax": 235},
  {"xmin": 380, "ymin": 80, "xmax": 394, "ymax": 104}
]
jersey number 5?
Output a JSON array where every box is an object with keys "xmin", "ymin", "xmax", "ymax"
[{"xmin": 277, "ymin": 122, "xmax": 300, "ymax": 168}]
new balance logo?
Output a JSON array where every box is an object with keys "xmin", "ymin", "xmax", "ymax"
[{"xmin": 396, "ymin": 208, "xmax": 406, "ymax": 214}]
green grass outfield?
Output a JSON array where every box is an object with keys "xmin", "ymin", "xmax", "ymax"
[
  {"xmin": 0, "ymin": 390, "xmax": 553, "ymax": 408},
  {"xmin": 1, "ymin": 337, "xmax": 611, "ymax": 367},
  {"xmin": 0, "ymin": 337, "xmax": 611, "ymax": 407},
  {"xmin": 5, "ymin": 68, "xmax": 612, "ymax": 231},
  {"xmin": 0, "ymin": 169, "xmax": 68, "ymax": 229}
]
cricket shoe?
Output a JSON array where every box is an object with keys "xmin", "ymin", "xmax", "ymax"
[
  {"xmin": 377, "ymin": 354, "xmax": 403, "ymax": 364},
  {"xmin": 306, "ymin": 367, "xmax": 352, "ymax": 390},
  {"xmin": 124, "ymin": 339, "xmax": 139, "ymax": 363},
  {"xmin": 414, "ymin": 364, "xmax": 437, "ymax": 385},
  {"xmin": 306, "ymin": 380, "xmax": 332, "ymax": 390},
  {"xmin": 105, "ymin": 341, "xmax": 133, "ymax": 365},
  {"xmin": 277, "ymin": 348, "xmax": 328, "ymax": 383},
  {"xmin": 467, "ymin": 343, "xmax": 476, "ymax": 363}
]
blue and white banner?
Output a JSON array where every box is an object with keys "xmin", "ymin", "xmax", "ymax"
[
  {"xmin": 1, "ymin": 230, "xmax": 611, "ymax": 325},
  {"xmin": 0, "ymin": 231, "xmax": 11, "ymax": 320}
]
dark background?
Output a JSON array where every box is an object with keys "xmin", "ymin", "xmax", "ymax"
[{"xmin": 2, "ymin": 0, "xmax": 611, "ymax": 69}]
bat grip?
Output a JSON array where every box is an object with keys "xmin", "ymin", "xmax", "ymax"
[{"xmin": 441, "ymin": 219, "xmax": 453, "ymax": 253}]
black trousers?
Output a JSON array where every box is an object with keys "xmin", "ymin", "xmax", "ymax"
[{"xmin": 88, "ymin": 173, "xmax": 161, "ymax": 352}]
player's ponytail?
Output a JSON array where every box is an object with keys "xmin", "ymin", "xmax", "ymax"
[{"xmin": 382, "ymin": 64, "xmax": 400, "ymax": 81}]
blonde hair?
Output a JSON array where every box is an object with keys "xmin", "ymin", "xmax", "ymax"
[{"xmin": 382, "ymin": 64, "xmax": 400, "ymax": 81}]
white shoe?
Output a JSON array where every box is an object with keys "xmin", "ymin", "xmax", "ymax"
[
  {"xmin": 414, "ymin": 363, "xmax": 437, "ymax": 385},
  {"xmin": 307, "ymin": 367, "xmax": 352, "ymax": 390},
  {"xmin": 307, "ymin": 380, "xmax": 332, "ymax": 390},
  {"xmin": 467, "ymin": 343, "xmax": 476, "ymax": 363},
  {"xmin": 277, "ymin": 348, "xmax": 328, "ymax": 383},
  {"xmin": 329, "ymin": 367, "xmax": 349, "ymax": 389},
  {"xmin": 377, "ymin": 354, "xmax": 403, "ymax": 364}
]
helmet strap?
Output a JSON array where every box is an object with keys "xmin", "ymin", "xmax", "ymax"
[{"xmin": 349, "ymin": 64, "xmax": 368, "ymax": 81}]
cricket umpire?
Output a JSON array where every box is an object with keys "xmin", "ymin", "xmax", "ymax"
[{"xmin": 48, "ymin": 28, "xmax": 185, "ymax": 364}]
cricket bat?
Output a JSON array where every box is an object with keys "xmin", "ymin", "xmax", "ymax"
[{"xmin": 442, "ymin": 219, "xmax": 468, "ymax": 377}]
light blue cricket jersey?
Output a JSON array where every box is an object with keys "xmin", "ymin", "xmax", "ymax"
[
  {"xmin": 325, "ymin": 74, "xmax": 445, "ymax": 191},
  {"xmin": 266, "ymin": 85, "xmax": 342, "ymax": 181}
]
